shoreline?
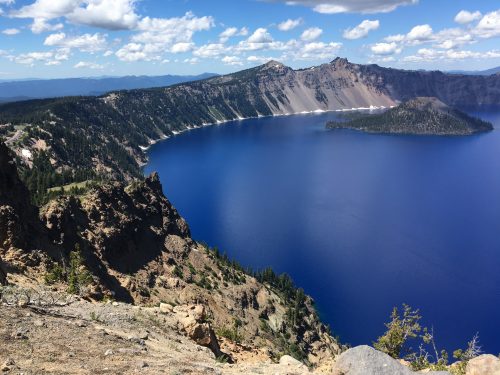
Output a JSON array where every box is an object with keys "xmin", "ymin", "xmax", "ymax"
[{"xmin": 138, "ymin": 104, "xmax": 393, "ymax": 153}]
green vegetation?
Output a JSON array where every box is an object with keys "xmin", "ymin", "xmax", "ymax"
[
  {"xmin": 20, "ymin": 150, "xmax": 98, "ymax": 206},
  {"xmin": 374, "ymin": 304, "xmax": 482, "ymax": 374},
  {"xmin": 326, "ymin": 98, "xmax": 493, "ymax": 135},
  {"xmin": 216, "ymin": 319, "xmax": 243, "ymax": 343},
  {"xmin": 44, "ymin": 244, "xmax": 93, "ymax": 295}
]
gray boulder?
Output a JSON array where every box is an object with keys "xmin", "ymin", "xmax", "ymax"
[{"xmin": 332, "ymin": 346, "xmax": 450, "ymax": 375}]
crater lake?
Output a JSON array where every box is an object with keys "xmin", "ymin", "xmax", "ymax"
[{"xmin": 145, "ymin": 110, "xmax": 500, "ymax": 354}]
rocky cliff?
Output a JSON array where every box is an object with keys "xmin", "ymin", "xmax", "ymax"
[
  {"xmin": 0, "ymin": 142, "xmax": 339, "ymax": 365},
  {"xmin": 326, "ymin": 97, "xmax": 493, "ymax": 135}
]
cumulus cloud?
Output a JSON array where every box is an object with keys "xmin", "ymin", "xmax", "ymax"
[
  {"xmin": 271, "ymin": 0, "xmax": 418, "ymax": 14},
  {"xmin": 12, "ymin": 0, "xmax": 139, "ymax": 30},
  {"xmin": 404, "ymin": 47, "xmax": 500, "ymax": 62},
  {"xmin": 9, "ymin": 48, "xmax": 70, "ymax": 66},
  {"xmin": 193, "ymin": 43, "xmax": 226, "ymax": 58},
  {"xmin": 277, "ymin": 18, "xmax": 303, "ymax": 31},
  {"xmin": 74, "ymin": 61, "xmax": 104, "ymax": 69},
  {"xmin": 247, "ymin": 28, "xmax": 273, "ymax": 43},
  {"xmin": 219, "ymin": 26, "xmax": 248, "ymax": 42},
  {"xmin": 30, "ymin": 18, "xmax": 64, "ymax": 34},
  {"xmin": 474, "ymin": 10, "xmax": 500, "ymax": 38},
  {"xmin": 221, "ymin": 55, "xmax": 243, "ymax": 66},
  {"xmin": 406, "ymin": 24, "xmax": 433, "ymax": 41},
  {"xmin": 454, "ymin": 10, "xmax": 482, "ymax": 24},
  {"xmin": 343, "ymin": 19, "xmax": 379, "ymax": 39},
  {"xmin": 371, "ymin": 42, "xmax": 401, "ymax": 55},
  {"xmin": 44, "ymin": 32, "xmax": 107, "ymax": 53},
  {"xmin": 114, "ymin": 12, "xmax": 214, "ymax": 62},
  {"xmin": 2, "ymin": 28, "xmax": 20, "ymax": 35},
  {"xmin": 300, "ymin": 27, "xmax": 323, "ymax": 41}
]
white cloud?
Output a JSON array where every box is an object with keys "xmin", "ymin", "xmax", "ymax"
[
  {"xmin": 44, "ymin": 32, "xmax": 107, "ymax": 53},
  {"xmin": 474, "ymin": 10, "xmax": 500, "ymax": 39},
  {"xmin": 9, "ymin": 49, "xmax": 69, "ymax": 66},
  {"xmin": 219, "ymin": 26, "xmax": 248, "ymax": 42},
  {"xmin": 193, "ymin": 43, "xmax": 226, "ymax": 58},
  {"xmin": 183, "ymin": 57, "xmax": 199, "ymax": 64},
  {"xmin": 295, "ymin": 41, "xmax": 342, "ymax": 59},
  {"xmin": 74, "ymin": 61, "xmax": 104, "ymax": 69},
  {"xmin": 406, "ymin": 24, "xmax": 433, "ymax": 41},
  {"xmin": 454, "ymin": 10, "xmax": 482, "ymax": 25},
  {"xmin": 247, "ymin": 28, "xmax": 273, "ymax": 43},
  {"xmin": 371, "ymin": 42, "xmax": 401, "ymax": 55},
  {"xmin": 2, "ymin": 28, "xmax": 20, "ymax": 35},
  {"xmin": 12, "ymin": 0, "xmax": 139, "ymax": 30},
  {"xmin": 30, "ymin": 18, "xmax": 64, "ymax": 34},
  {"xmin": 103, "ymin": 50, "xmax": 113, "ymax": 57},
  {"xmin": 221, "ymin": 55, "xmax": 243, "ymax": 66},
  {"xmin": 170, "ymin": 42, "xmax": 194, "ymax": 53},
  {"xmin": 274, "ymin": 0, "xmax": 418, "ymax": 14},
  {"xmin": 114, "ymin": 12, "xmax": 214, "ymax": 62},
  {"xmin": 404, "ymin": 47, "xmax": 500, "ymax": 62},
  {"xmin": 301, "ymin": 27, "xmax": 323, "ymax": 41},
  {"xmin": 247, "ymin": 55, "xmax": 278, "ymax": 64},
  {"xmin": 343, "ymin": 19, "xmax": 379, "ymax": 39},
  {"xmin": 278, "ymin": 18, "xmax": 303, "ymax": 31}
]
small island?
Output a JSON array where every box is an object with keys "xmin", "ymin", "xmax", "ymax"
[{"xmin": 327, "ymin": 97, "xmax": 493, "ymax": 135}]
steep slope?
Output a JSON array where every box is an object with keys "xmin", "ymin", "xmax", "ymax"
[
  {"xmin": 326, "ymin": 97, "xmax": 493, "ymax": 135},
  {"xmin": 356, "ymin": 63, "xmax": 500, "ymax": 108},
  {"xmin": 0, "ymin": 143, "xmax": 340, "ymax": 365}
]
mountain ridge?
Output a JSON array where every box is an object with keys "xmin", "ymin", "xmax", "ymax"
[{"xmin": 1, "ymin": 57, "xmax": 499, "ymax": 200}]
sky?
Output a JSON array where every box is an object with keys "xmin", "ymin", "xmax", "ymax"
[{"xmin": 0, "ymin": 0, "xmax": 499, "ymax": 79}]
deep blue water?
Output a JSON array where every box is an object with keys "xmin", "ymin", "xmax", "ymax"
[{"xmin": 145, "ymin": 110, "xmax": 500, "ymax": 354}]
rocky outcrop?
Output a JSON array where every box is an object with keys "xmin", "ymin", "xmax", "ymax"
[
  {"xmin": 327, "ymin": 97, "xmax": 493, "ymax": 135},
  {"xmin": 331, "ymin": 346, "xmax": 450, "ymax": 375},
  {"xmin": 466, "ymin": 354, "xmax": 500, "ymax": 375},
  {"xmin": 0, "ymin": 142, "xmax": 41, "ymax": 252},
  {"xmin": 0, "ymin": 255, "xmax": 6, "ymax": 285}
]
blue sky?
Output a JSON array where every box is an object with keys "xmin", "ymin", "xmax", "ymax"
[{"xmin": 0, "ymin": 0, "xmax": 499, "ymax": 79}]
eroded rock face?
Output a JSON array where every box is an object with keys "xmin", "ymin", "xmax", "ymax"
[
  {"xmin": 173, "ymin": 304, "xmax": 224, "ymax": 359},
  {"xmin": 0, "ymin": 142, "xmax": 40, "ymax": 252},
  {"xmin": 466, "ymin": 354, "xmax": 500, "ymax": 375},
  {"xmin": 0, "ymin": 255, "xmax": 7, "ymax": 285},
  {"xmin": 40, "ymin": 173, "xmax": 191, "ymax": 274},
  {"xmin": 332, "ymin": 346, "xmax": 451, "ymax": 375}
]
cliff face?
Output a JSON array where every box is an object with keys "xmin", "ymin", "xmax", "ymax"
[
  {"xmin": 0, "ymin": 146, "xmax": 339, "ymax": 365},
  {"xmin": 357, "ymin": 63, "xmax": 500, "ymax": 108},
  {"xmin": 327, "ymin": 97, "xmax": 494, "ymax": 135}
]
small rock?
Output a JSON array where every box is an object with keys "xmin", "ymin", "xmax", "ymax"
[
  {"xmin": 112, "ymin": 302, "xmax": 119, "ymax": 306},
  {"xmin": 1, "ymin": 359, "xmax": 15, "ymax": 372},
  {"xmin": 17, "ymin": 299, "xmax": 28, "ymax": 308},
  {"xmin": 159, "ymin": 303, "xmax": 173, "ymax": 314},
  {"xmin": 33, "ymin": 319, "xmax": 44, "ymax": 327},
  {"xmin": 137, "ymin": 361, "xmax": 149, "ymax": 369},
  {"xmin": 104, "ymin": 349, "xmax": 114, "ymax": 356},
  {"xmin": 279, "ymin": 355, "xmax": 304, "ymax": 367},
  {"xmin": 138, "ymin": 331, "xmax": 149, "ymax": 340},
  {"xmin": 75, "ymin": 320, "xmax": 87, "ymax": 327}
]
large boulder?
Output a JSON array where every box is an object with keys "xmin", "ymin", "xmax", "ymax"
[
  {"xmin": 332, "ymin": 346, "xmax": 450, "ymax": 375},
  {"xmin": 466, "ymin": 354, "xmax": 500, "ymax": 375}
]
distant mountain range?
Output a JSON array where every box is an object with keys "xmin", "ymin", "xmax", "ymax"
[
  {"xmin": 448, "ymin": 66, "xmax": 500, "ymax": 76},
  {"xmin": 0, "ymin": 73, "xmax": 217, "ymax": 102}
]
